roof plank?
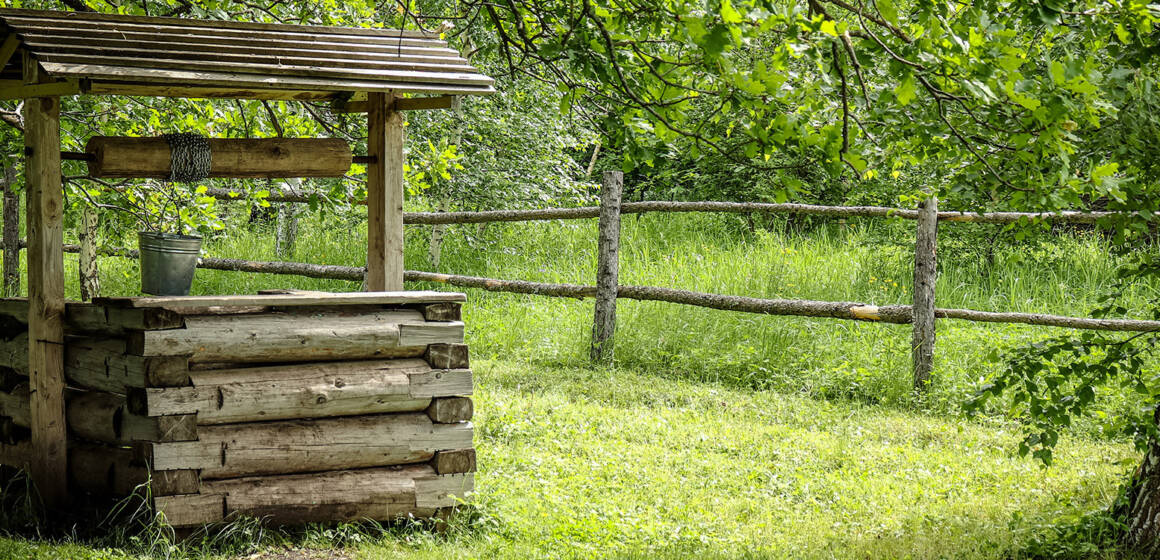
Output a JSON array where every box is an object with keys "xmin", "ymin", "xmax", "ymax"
[
  {"xmin": 2, "ymin": 14, "xmax": 447, "ymax": 48},
  {"xmin": 0, "ymin": 8, "xmax": 493, "ymax": 98},
  {"xmin": 37, "ymin": 54, "xmax": 494, "ymax": 87},
  {"xmin": 0, "ymin": 8, "xmax": 441, "ymax": 39},
  {"xmin": 31, "ymin": 45, "xmax": 480, "ymax": 75},
  {"xmin": 49, "ymin": 64, "xmax": 493, "ymax": 97},
  {"xmin": 21, "ymin": 34, "xmax": 465, "ymax": 65}
]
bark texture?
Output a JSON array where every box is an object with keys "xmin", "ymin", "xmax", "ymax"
[
  {"xmin": 590, "ymin": 171, "xmax": 623, "ymax": 362},
  {"xmin": 1125, "ymin": 416, "xmax": 1160, "ymax": 553},
  {"xmin": 912, "ymin": 195, "xmax": 938, "ymax": 389}
]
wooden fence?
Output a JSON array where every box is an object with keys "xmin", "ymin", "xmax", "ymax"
[{"xmin": 3, "ymin": 172, "xmax": 1158, "ymax": 390}]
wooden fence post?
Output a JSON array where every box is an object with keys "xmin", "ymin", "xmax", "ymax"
[
  {"xmin": 276, "ymin": 178, "xmax": 302, "ymax": 259},
  {"xmin": 79, "ymin": 205, "xmax": 100, "ymax": 301},
  {"xmin": 590, "ymin": 171, "xmax": 623, "ymax": 363},
  {"xmin": 2, "ymin": 161, "xmax": 18, "ymax": 298},
  {"xmin": 912, "ymin": 194, "xmax": 938, "ymax": 390}
]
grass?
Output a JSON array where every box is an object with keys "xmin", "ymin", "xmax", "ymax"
[{"xmin": 3, "ymin": 208, "xmax": 1155, "ymax": 558}]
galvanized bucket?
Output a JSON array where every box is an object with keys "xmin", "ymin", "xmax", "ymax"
[{"xmin": 138, "ymin": 231, "xmax": 202, "ymax": 296}]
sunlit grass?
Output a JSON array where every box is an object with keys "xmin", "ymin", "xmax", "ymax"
[{"xmin": 4, "ymin": 209, "xmax": 1153, "ymax": 559}]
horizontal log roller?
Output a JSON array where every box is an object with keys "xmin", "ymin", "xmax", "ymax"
[
  {"xmin": 132, "ymin": 358, "xmax": 472, "ymax": 424},
  {"xmin": 167, "ymin": 465, "xmax": 472, "ymax": 526},
  {"xmin": 84, "ymin": 136, "xmax": 352, "ymax": 179},
  {"xmin": 140, "ymin": 412, "xmax": 472, "ymax": 478}
]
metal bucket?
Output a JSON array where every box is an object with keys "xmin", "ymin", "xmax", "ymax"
[{"xmin": 138, "ymin": 231, "xmax": 202, "ymax": 296}]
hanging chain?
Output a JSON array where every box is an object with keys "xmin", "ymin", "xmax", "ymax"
[{"xmin": 164, "ymin": 132, "xmax": 212, "ymax": 183}]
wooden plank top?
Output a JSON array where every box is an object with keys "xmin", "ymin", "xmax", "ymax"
[
  {"xmin": 93, "ymin": 291, "xmax": 467, "ymax": 309},
  {"xmin": 0, "ymin": 8, "xmax": 494, "ymax": 99}
]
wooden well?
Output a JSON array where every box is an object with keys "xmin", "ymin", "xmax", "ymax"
[
  {"xmin": 0, "ymin": 7, "xmax": 493, "ymax": 523},
  {"xmin": 0, "ymin": 291, "xmax": 476, "ymax": 527}
]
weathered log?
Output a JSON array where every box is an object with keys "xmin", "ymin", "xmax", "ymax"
[
  {"xmin": 427, "ymin": 397, "xmax": 473, "ymax": 423},
  {"xmin": 1, "ymin": 386, "xmax": 196, "ymax": 444},
  {"xmin": 591, "ymin": 170, "xmax": 623, "ymax": 363},
  {"xmin": 142, "ymin": 413, "xmax": 473, "ymax": 479},
  {"xmin": 402, "ymin": 201, "xmax": 1134, "ymax": 226},
  {"xmin": 432, "ymin": 448, "xmax": 476, "ymax": 475},
  {"xmin": 198, "ymin": 465, "xmax": 472, "ymax": 526},
  {"xmin": 85, "ymin": 136, "xmax": 353, "ymax": 179},
  {"xmin": 912, "ymin": 195, "xmax": 938, "ymax": 390},
  {"xmin": 128, "ymin": 310, "xmax": 461, "ymax": 363},
  {"xmin": 420, "ymin": 302, "xmax": 461, "ymax": 322},
  {"xmin": 154, "ymin": 493, "xmax": 225, "ymax": 527},
  {"xmin": 25, "ymin": 55, "xmax": 68, "ymax": 507},
  {"xmin": 96, "ymin": 290, "xmax": 464, "ymax": 309},
  {"xmin": 425, "ymin": 343, "xmax": 470, "ymax": 369},
  {"xmin": 0, "ymin": 383, "xmax": 29, "ymax": 426},
  {"xmin": 409, "ymin": 271, "xmax": 1160, "ymax": 333},
  {"xmin": 132, "ymin": 359, "xmax": 471, "ymax": 424},
  {"xmin": 65, "ymin": 338, "xmax": 191, "ymax": 392},
  {"xmin": 0, "ymin": 299, "xmax": 184, "ymax": 333},
  {"xmin": 0, "ymin": 438, "xmax": 31, "ymax": 469},
  {"xmin": 2, "ymin": 337, "xmax": 191, "ymax": 393}
]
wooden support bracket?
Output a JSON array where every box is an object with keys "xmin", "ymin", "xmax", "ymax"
[{"xmin": 0, "ymin": 36, "xmax": 21, "ymax": 71}]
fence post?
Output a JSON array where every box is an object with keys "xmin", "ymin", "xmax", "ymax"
[
  {"xmin": 276, "ymin": 178, "xmax": 302, "ymax": 259},
  {"xmin": 2, "ymin": 161, "xmax": 18, "ymax": 298},
  {"xmin": 78, "ymin": 206, "xmax": 100, "ymax": 301},
  {"xmin": 912, "ymin": 193, "xmax": 938, "ymax": 390},
  {"xmin": 590, "ymin": 170, "xmax": 624, "ymax": 363}
]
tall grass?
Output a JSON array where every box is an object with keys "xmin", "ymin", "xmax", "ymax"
[
  {"xmin": 76, "ymin": 208, "xmax": 1157, "ymax": 421},
  {"xmin": 4, "ymin": 207, "xmax": 1154, "ymax": 559}
]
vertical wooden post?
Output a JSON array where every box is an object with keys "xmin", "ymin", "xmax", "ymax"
[
  {"xmin": 275, "ymin": 178, "xmax": 302, "ymax": 259},
  {"xmin": 24, "ymin": 52, "xmax": 67, "ymax": 507},
  {"xmin": 78, "ymin": 206, "xmax": 100, "ymax": 301},
  {"xmin": 912, "ymin": 194, "xmax": 938, "ymax": 390},
  {"xmin": 2, "ymin": 161, "xmax": 19, "ymax": 298},
  {"xmin": 590, "ymin": 171, "xmax": 624, "ymax": 363},
  {"xmin": 366, "ymin": 92, "xmax": 404, "ymax": 292}
]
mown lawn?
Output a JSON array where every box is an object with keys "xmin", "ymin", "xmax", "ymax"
[
  {"xmin": 0, "ymin": 360, "xmax": 1137, "ymax": 559},
  {"xmin": 0, "ymin": 211, "xmax": 1153, "ymax": 558}
]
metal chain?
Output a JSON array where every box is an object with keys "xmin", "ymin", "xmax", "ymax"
[{"xmin": 164, "ymin": 132, "xmax": 212, "ymax": 183}]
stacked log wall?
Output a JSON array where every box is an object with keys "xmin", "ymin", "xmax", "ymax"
[{"xmin": 0, "ymin": 292, "xmax": 475, "ymax": 528}]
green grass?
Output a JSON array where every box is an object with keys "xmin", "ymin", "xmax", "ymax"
[
  {"xmin": 3, "ymin": 209, "xmax": 1155, "ymax": 558},
  {"xmin": 0, "ymin": 361, "xmax": 1140, "ymax": 559}
]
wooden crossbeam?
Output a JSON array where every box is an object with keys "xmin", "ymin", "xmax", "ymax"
[
  {"xmin": 0, "ymin": 79, "xmax": 80, "ymax": 100},
  {"xmin": 332, "ymin": 95, "xmax": 457, "ymax": 114}
]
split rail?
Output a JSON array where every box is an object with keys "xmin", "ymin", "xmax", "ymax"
[{"xmin": 3, "ymin": 171, "xmax": 1158, "ymax": 390}]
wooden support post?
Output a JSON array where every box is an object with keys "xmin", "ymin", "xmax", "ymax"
[
  {"xmin": 590, "ymin": 171, "xmax": 623, "ymax": 363},
  {"xmin": 912, "ymin": 194, "xmax": 938, "ymax": 390},
  {"xmin": 366, "ymin": 92, "xmax": 405, "ymax": 292},
  {"xmin": 23, "ymin": 52, "xmax": 67, "ymax": 507},
  {"xmin": 2, "ymin": 161, "xmax": 18, "ymax": 298},
  {"xmin": 79, "ymin": 206, "xmax": 100, "ymax": 301}
]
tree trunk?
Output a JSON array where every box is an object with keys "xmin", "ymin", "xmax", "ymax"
[{"xmin": 1124, "ymin": 415, "xmax": 1160, "ymax": 553}]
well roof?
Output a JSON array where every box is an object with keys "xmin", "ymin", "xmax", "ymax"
[{"xmin": 0, "ymin": 8, "xmax": 494, "ymax": 100}]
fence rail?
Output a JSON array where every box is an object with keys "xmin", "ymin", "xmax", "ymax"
[
  {"xmin": 22, "ymin": 241, "xmax": 1160, "ymax": 334},
  {"xmin": 4, "ymin": 171, "xmax": 1155, "ymax": 390}
]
